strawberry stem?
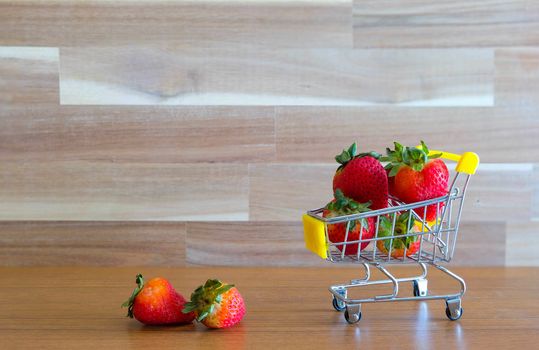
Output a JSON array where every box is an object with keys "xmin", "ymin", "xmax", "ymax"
[
  {"xmin": 325, "ymin": 189, "xmax": 371, "ymax": 230},
  {"xmin": 121, "ymin": 274, "xmax": 145, "ymax": 318},
  {"xmin": 381, "ymin": 140, "xmax": 442, "ymax": 176},
  {"xmin": 379, "ymin": 212, "xmax": 418, "ymax": 250},
  {"xmin": 335, "ymin": 142, "xmax": 381, "ymax": 169},
  {"xmin": 183, "ymin": 279, "xmax": 235, "ymax": 322}
]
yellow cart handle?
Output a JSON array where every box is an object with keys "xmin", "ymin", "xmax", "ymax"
[{"xmin": 421, "ymin": 148, "xmax": 480, "ymax": 175}]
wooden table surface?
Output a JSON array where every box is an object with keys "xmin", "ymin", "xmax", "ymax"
[{"xmin": 1, "ymin": 266, "xmax": 538, "ymax": 349}]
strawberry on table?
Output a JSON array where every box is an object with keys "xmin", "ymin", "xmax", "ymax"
[
  {"xmin": 333, "ymin": 143, "xmax": 389, "ymax": 210},
  {"xmin": 376, "ymin": 212, "xmax": 421, "ymax": 258},
  {"xmin": 323, "ymin": 189, "xmax": 375, "ymax": 255},
  {"xmin": 382, "ymin": 141, "xmax": 449, "ymax": 222},
  {"xmin": 183, "ymin": 279, "xmax": 245, "ymax": 329},
  {"xmin": 122, "ymin": 274, "xmax": 195, "ymax": 326}
]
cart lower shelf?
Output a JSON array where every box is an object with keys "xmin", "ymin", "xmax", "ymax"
[{"xmin": 329, "ymin": 262, "xmax": 465, "ymax": 324}]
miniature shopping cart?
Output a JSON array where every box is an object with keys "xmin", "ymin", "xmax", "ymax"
[{"xmin": 302, "ymin": 149, "xmax": 479, "ymax": 324}]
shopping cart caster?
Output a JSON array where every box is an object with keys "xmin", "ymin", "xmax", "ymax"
[
  {"xmin": 445, "ymin": 298, "xmax": 463, "ymax": 321},
  {"xmin": 344, "ymin": 305, "xmax": 362, "ymax": 324},
  {"xmin": 332, "ymin": 288, "xmax": 347, "ymax": 312},
  {"xmin": 413, "ymin": 279, "xmax": 428, "ymax": 297},
  {"xmin": 332, "ymin": 297, "xmax": 346, "ymax": 312}
]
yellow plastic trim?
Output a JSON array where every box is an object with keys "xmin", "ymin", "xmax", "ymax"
[
  {"xmin": 418, "ymin": 147, "xmax": 480, "ymax": 175},
  {"xmin": 455, "ymin": 152, "xmax": 480, "ymax": 175},
  {"xmin": 302, "ymin": 214, "xmax": 328, "ymax": 259}
]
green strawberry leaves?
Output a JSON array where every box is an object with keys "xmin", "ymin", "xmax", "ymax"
[
  {"xmin": 122, "ymin": 274, "xmax": 145, "ymax": 318},
  {"xmin": 325, "ymin": 189, "xmax": 371, "ymax": 231},
  {"xmin": 335, "ymin": 143, "xmax": 356, "ymax": 165},
  {"xmin": 335, "ymin": 142, "xmax": 381, "ymax": 169},
  {"xmin": 182, "ymin": 279, "xmax": 235, "ymax": 322},
  {"xmin": 381, "ymin": 140, "xmax": 442, "ymax": 176},
  {"xmin": 378, "ymin": 212, "xmax": 418, "ymax": 251},
  {"xmin": 335, "ymin": 149, "xmax": 352, "ymax": 165}
]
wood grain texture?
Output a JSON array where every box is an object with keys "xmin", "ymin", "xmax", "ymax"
[
  {"xmin": 249, "ymin": 163, "xmax": 534, "ymax": 223},
  {"xmin": 0, "ymin": 0, "xmax": 352, "ymax": 48},
  {"xmin": 1, "ymin": 267, "xmax": 539, "ymax": 349},
  {"xmin": 59, "ymin": 47, "xmax": 493, "ymax": 106},
  {"xmin": 534, "ymin": 164, "xmax": 539, "ymax": 220},
  {"xmin": 249, "ymin": 163, "xmax": 334, "ymax": 221},
  {"xmin": 0, "ymin": 106, "xmax": 275, "ymax": 163},
  {"xmin": 451, "ymin": 222, "xmax": 506, "ymax": 266},
  {"xmin": 0, "ymin": 46, "xmax": 59, "ymax": 106},
  {"xmin": 0, "ymin": 221, "xmax": 185, "ymax": 266},
  {"xmin": 1, "ymin": 1, "xmax": 538, "ymax": 268},
  {"xmin": 275, "ymin": 106, "xmax": 539, "ymax": 163},
  {"xmin": 186, "ymin": 221, "xmax": 324, "ymax": 266},
  {"xmin": 0, "ymin": 220, "xmax": 507, "ymax": 267},
  {"xmin": 506, "ymin": 221, "xmax": 539, "ymax": 267},
  {"xmin": 457, "ymin": 163, "xmax": 533, "ymax": 222},
  {"xmin": 185, "ymin": 221, "xmax": 504, "ymax": 267},
  {"xmin": 353, "ymin": 0, "xmax": 539, "ymax": 48},
  {"xmin": 0, "ymin": 162, "xmax": 248, "ymax": 221},
  {"xmin": 495, "ymin": 48, "xmax": 539, "ymax": 108}
]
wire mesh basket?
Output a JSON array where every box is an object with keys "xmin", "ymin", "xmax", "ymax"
[{"xmin": 302, "ymin": 149, "xmax": 479, "ymax": 324}]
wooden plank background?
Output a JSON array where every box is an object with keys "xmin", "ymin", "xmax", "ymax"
[{"xmin": 1, "ymin": 0, "xmax": 538, "ymax": 266}]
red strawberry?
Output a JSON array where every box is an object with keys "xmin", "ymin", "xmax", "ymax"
[
  {"xmin": 376, "ymin": 212, "xmax": 421, "ymax": 258},
  {"xmin": 323, "ymin": 189, "xmax": 375, "ymax": 255},
  {"xmin": 122, "ymin": 274, "xmax": 195, "ymax": 326},
  {"xmin": 333, "ymin": 143, "xmax": 388, "ymax": 210},
  {"xmin": 382, "ymin": 141, "xmax": 449, "ymax": 222},
  {"xmin": 183, "ymin": 279, "xmax": 245, "ymax": 329}
]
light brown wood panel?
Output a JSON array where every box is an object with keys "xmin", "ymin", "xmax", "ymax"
[
  {"xmin": 275, "ymin": 106, "xmax": 539, "ymax": 163},
  {"xmin": 186, "ymin": 221, "xmax": 324, "ymax": 266},
  {"xmin": 451, "ymin": 222, "xmax": 505, "ymax": 266},
  {"xmin": 0, "ymin": 0, "xmax": 352, "ymax": 48},
  {"xmin": 353, "ymin": 0, "xmax": 539, "ymax": 48},
  {"xmin": 0, "ymin": 221, "xmax": 185, "ymax": 266},
  {"xmin": 1, "ymin": 267, "xmax": 539, "ymax": 349},
  {"xmin": 495, "ymin": 48, "xmax": 539, "ymax": 108},
  {"xmin": 465, "ymin": 163, "xmax": 533, "ymax": 222},
  {"xmin": 249, "ymin": 163, "xmax": 533, "ymax": 222},
  {"xmin": 534, "ymin": 164, "xmax": 539, "ymax": 220},
  {"xmin": 0, "ymin": 220, "xmax": 505, "ymax": 267},
  {"xmin": 506, "ymin": 221, "xmax": 539, "ymax": 267},
  {"xmin": 0, "ymin": 162, "xmax": 248, "ymax": 221},
  {"xmin": 249, "ymin": 163, "xmax": 335, "ymax": 221},
  {"xmin": 184, "ymin": 221, "xmax": 503, "ymax": 267},
  {"xmin": 0, "ymin": 106, "xmax": 275, "ymax": 163},
  {"xmin": 0, "ymin": 46, "xmax": 59, "ymax": 106},
  {"xmin": 59, "ymin": 47, "xmax": 493, "ymax": 106}
]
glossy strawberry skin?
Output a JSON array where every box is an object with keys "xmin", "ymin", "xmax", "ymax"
[
  {"xmin": 392, "ymin": 159, "xmax": 449, "ymax": 221},
  {"xmin": 129, "ymin": 277, "xmax": 195, "ymax": 326},
  {"xmin": 201, "ymin": 287, "xmax": 246, "ymax": 329},
  {"xmin": 323, "ymin": 210, "xmax": 375, "ymax": 255},
  {"xmin": 333, "ymin": 156, "xmax": 388, "ymax": 210}
]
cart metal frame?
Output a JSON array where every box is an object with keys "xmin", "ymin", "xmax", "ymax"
[{"xmin": 302, "ymin": 150, "xmax": 479, "ymax": 324}]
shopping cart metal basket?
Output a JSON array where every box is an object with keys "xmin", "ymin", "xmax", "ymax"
[{"xmin": 302, "ymin": 149, "xmax": 479, "ymax": 324}]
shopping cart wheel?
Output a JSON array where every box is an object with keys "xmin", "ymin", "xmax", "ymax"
[
  {"xmin": 344, "ymin": 305, "xmax": 362, "ymax": 324},
  {"xmin": 413, "ymin": 279, "xmax": 428, "ymax": 297},
  {"xmin": 332, "ymin": 297, "xmax": 346, "ymax": 312},
  {"xmin": 445, "ymin": 299, "xmax": 463, "ymax": 321}
]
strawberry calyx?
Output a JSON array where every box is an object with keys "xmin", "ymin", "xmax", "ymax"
[
  {"xmin": 182, "ymin": 279, "xmax": 234, "ymax": 322},
  {"xmin": 325, "ymin": 189, "xmax": 371, "ymax": 230},
  {"xmin": 121, "ymin": 274, "xmax": 145, "ymax": 318},
  {"xmin": 335, "ymin": 142, "xmax": 381, "ymax": 170},
  {"xmin": 381, "ymin": 141, "xmax": 442, "ymax": 177},
  {"xmin": 378, "ymin": 212, "xmax": 418, "ymax": 250}
]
